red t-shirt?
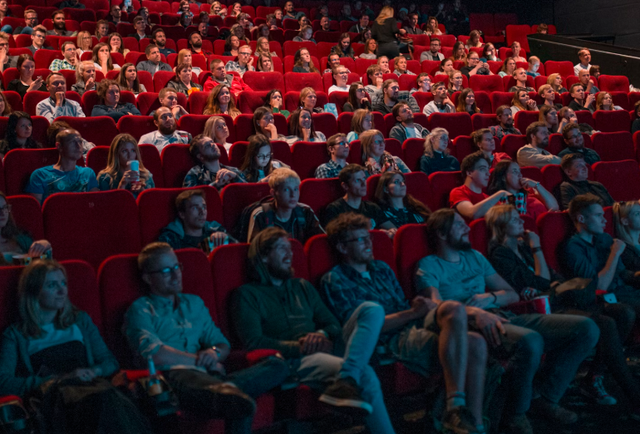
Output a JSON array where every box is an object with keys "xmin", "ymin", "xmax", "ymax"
[{"xmin": 449, "ymin": 185, "xmax": 488, "ymax": 208}]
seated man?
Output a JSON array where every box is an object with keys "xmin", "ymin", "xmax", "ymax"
[
  {"xmin": 389, "ymin": 102, "xmax": 429, "ymax": 143},
  {"xmin": 47, "ymin": 10, "xmax": 77, "ymax": 36},
  {"xmin": 231, "ymin": 227, "xmax": 395, "ymax": 433},
  {"xmin": 323, "ymin": 164, "xmax": 396, "ymax": 233},
  {"xmin": 136, "ymin": 44, "xmax": 172, "ymax": 76},
  {"xmin": 224, "ymin": 45, "xmax": 255, "ymax": 77},
  {"xmin": 322, "ymin": 213, "xmax": 487, "ymax": 433},
  {"xmin": 315, "ymin": 133, "xmax": 349, "ymax": 179},
  {"xmin": 516, "ymin": 122, "xmax": 560, "ymax": 169},
  {"xmin": 417, "ymin": 209, "xmax": 599, "ymax": 433},
  {"xmin": 150, "ymin": 29, "xmax": 175, "ymax": 57},
  {"xmin": 28, "ymin": 25, "xmax": 51, "ymax": 55},
  {"xmin": 578, "ymin": 69, "xmax": 599, "ymax": 95},
  {"xmin": 49, "ymin": 41, "xmax": 78, "ymax": 72},
  {"xmin": 13, "ymin": 9, "xmax": 38, "ymax": 35},
  {"xmin": 158, "ymin": 189, "xmax": 233, "ymax": 253},
  {"xmin": 204, "ymin": 59, "xmax": 252, "ymax": 96},
  {"xmin": 349, "ymin": 14, "xmax": 369, "ymax": 33},
  {"xmin": 420, "ymin": 38, "xmax": 444, "ymax": 62},
  {"xmin": 450, "ymin": 152, "xmax": 510, "ymax": 221},
  {"xmin": 423, "ymin": 82, "xmax": 456, "ymax": 116},
  {"xmin": 188, "ymin": 33, "xmax": 212, "ymax": 57},
  {"xmin": 557, "ymin": 123, "xmax": 600, "ymax": 165},
  {"xmin": 573, "ymin": 47, "xmax": 592, "ymax": 76},
  {"xmin": 489, "ymin": 106, "xmax": 521, "ymax": 142},
  {"xmin": 124, "ymin": 242, "xmax": 289, "ymax": 434},
  {"xmin": 36, "ymin": 72, "xmax": 86, "ymax": 122},
  {"xmin": 26, "ymin": 128, "xmax": 98, "ymax": 203},
  {"xmin": 150, "ymin": 88, "xmax": 188, "ymax": 120},
  {"xmin": 370, "ymin": 78, "xmax": 421, "ymax": 114},
  {"xmin": 139, "ymin": 107, "xmax": 191, "ymax": 152},
  {"xmin": 129, "ymin": 16, "xmax": 148, "ymax": 41},
  {"xmin": 183, "ymin": 134, "xmax": 245, "ymax": 190},
  {"xmin": 0, "ymin": 32, "xmax": 17, "ymax": 72},
  {"xmin": 567, "ymin": 83, "xmax": 595, "ymax": 113},
  {"xmin": 559, "ymin": 153, "xmax": 613, "ymax": 209},
  {"xmin": 246, "ymin": 168, "xmax": 324, "ymax": 243}
]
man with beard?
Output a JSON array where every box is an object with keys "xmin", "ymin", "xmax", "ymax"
[
  {"xmin": 449, "ymin": 152, "xmax": 511, "ymax": 221},
  {"xmin": 372, "ymin": 79, "xmax": 400, "ymax": 115},
  {"xmin": 137, "ymin": 44, "xmax": 172, "ymax": 76},
  {"xmin": 139, "ymin": 107, "xmax": 191, "ymax": 152},
  {"xmin": 149, "ymin": 88, "xmax": 188, "ymax": 120},
  {"xmin": 423, "ymin": 82, "xmax": 455, "ymax": 116},
  {"xmin": 158, "ymin": 189, "xmax": 234, "ymax": 253},
  {"xmin": 558, "ymin": 154, "xmax": 613, "ymax": 209},
  {"xmin": 151, "ymin": 29, "xmax": 175, "ymax": 57},
  {"xmin": 516, "ymin": 122, "xmax": 560, "ymax": 169},
  {"xmin": 47, "ymin": 10, "xmax": 77, "ymax": 36},
  {"xmin": 183, "ymin": 134, "xmax": 245, "ymax": 190},
  {"xmin": 189, "ymin": 33, "xmax": 212, "ymax": 57},
  {"xmin": 389, "ymin": 102, "xmax": 429, "ymax": 143},
  {"xmin": 557, "ymin": 123, "xmax": 600, "ymax": 165},
  {"xmin": 320, "ymin": 16, "xmax": 332, "ymax": 32},
  {"xmin": 49, "ymin": 41, "xmax": 79, "ymax": 72},
  {"xmin": 489, "ymin": 106, "xmax": 521, "ymax": 142},
  {"xmin": 315, "ymin": 134, "xmax": 349, "ymax": 179},
  {"xmin": 282, "ymin": 1, "xmax": 304, "ymax": 20},
  {"xmin": 416, "ymin": 209, "xmax": 599, "ymax": 434},
  {"xmin": 36, "ymin": 72, "xmax": 86, "ymax": 122},
  {"xmin": 321, "ymin": 213, "xmax": 487, "ymax": 434},
  {"xmin": 231, "ymin": 227, "xmax": 397, "ymax": 434},
  {"xmin": 203, "ymin": 59, "xmax": 252, "ymax": 96},
  {"xmin": 107, "ymin": 4, "xmax": 122, "ymax": 25}
]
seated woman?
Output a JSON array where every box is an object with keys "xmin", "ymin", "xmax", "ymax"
[
  {"xmin": 254, "ymin": 36, "xmax": 276, "ymax": 57},
  {"xmin": 527, "ymin": 56, "xmax": 541, "ymax": 78},
  {"xmin": 411, "ymin": 73, "xmax": 432, "ymax": 94},
  {"xmin": 595, "ymin": 92, "xmax": 623, "ymax": 111},
  {"xmin": 0, "ymin": 91, "xmax": 12, "ymax": 117},
  {"xmin": 253, "ymin": 107, "xmax": 287, "ymax": 142},
  {"xmin": 487, "ymin": 160, "xmax": 558, "ymax": 219},
  {"xmin": 393, "ymin": 55, "xmax": 415, "ymax": 77},
  {"xmin": 364, "ymin": 65, "xmax": 383, "ymax": 94},
  {"xmin": 331, "ymin": 33, "xmax": 355, "ymax": 59},
  {"xmin": 107, "ymin": 33, "xmax": 129, "ymax": 57},
  {"xmin": 0, "ymin": 259, "xmax": 154, "ymax": 434},
  {"xmin": 0, "ymin": 191, "xmax": 50, "ymax": 264},
  {"xmin": 497, "ymin": 58, "xmax": 516, "ymax": 81},
  {"xmin": 419, "ymin": 127, "xmax": 459, "ymax": 176},
  {"xmin": 7, "ymin": 54, "xmax": 47, "ymax": 98},
  {"xmin": 71, "ymin": 61, "xmax": 97, "ymax": 96},
  {"xmin": 360, "ymin": 28, "xmax": 373, "ymax": 44},
  {"xmin": 377, "ymin": 56, "xmax": 391, "ymax": 74},
  {"xmin": 117, "ymin": 63, "xmax": 147, "ymax": 95},
  {"xmin": 539, "ymin": 105, "xmax": 559, "ymax": 134},
  {"xmin": 451, "ymin": 41, "xmax": 467, "ymax": 62},
  {"xmin": 91, "ymin": 80, "xmax": 141, "ymax": 121},
  {"xmin": 346, "ymin": 108, "xmax": 372, "ymax": 143},
  {"xmin": 327, "ymin": 66, "xmax": 350, "ymax": 94},
  {"xmin": 465, "ymin": 30, "xmax": 483, "ymax": 49},
  {"xmin": 435, "ymin": 58, "xmax": 454, "ymax": 76},
  {"xmin": 203, "ymin": 85, "xmax": 241, "ymax": 119},
  {"xmin": 360, "ymin": 38, "xmax": 378, "ymax": 60},
  {"xmin": 223, "ymin": 35, "xmax": 240, "ymax": 57},
  {"xmin": 461, "ymin": 51, "xmax": 493, "ymax": 79},
  {"xmin": 203, "ymin": 116, "xmax": 233, "ymax": 152},
  {"xmin": 557, "ymin": 106, "xmax": 579, "ymax": 132},
  {"xmin": 509, "ymin": 68, "xmax": 535, "ymax": 92},
  {"xmin": 374, "ymin": 171, "xmax": 431, "ymax": 227},
  {"xmin": 472, "ymin": 128, "xmax": 511, "ymax": 168},
  {"xmin": 230, "ymin": 23, "xmax": 250, "ymax": 44},
  {"xmin": 76, "ymin": 30, "xmax": 93, "ymax": 57},
  {"xmin": 97, "ymin": 133, "xmax": 154, "ymax": 197},
  {"xmin": 482, "ymin": 43, "xmax": 497, "ymax": 62},
  {"xmin": 343, "ymin": 82, "xmax": 371, "ymax": 113},
  {"xmin": 264, "ymin": 89, "xmax": 289, "ymax": 118},
  {"xmin": 240, "ymin": 134, "xmax": 289, "ymax": 183},
  {"xmin": 293, "ymin": 25, "xmax": 315, "ymax": 43},
  {"xmin": 176, "ymin": 49, "xmax": 202, "ymax": 77},
  {"xmin": 299, "ymin": 87, "xmax": 323, "ymax": 113},
  {"xmin": 510, "ymin": 41, "xmax": 526, "ymax": 62},
  {"xmin": 0, "ymin": 112, "xmax": 42, "ymax": 158},
  {"xmin": 292, "ymin": 48, "xmax": 320, "ymax": 73},
  {"xmin": 547, "ymin": 73, "xmax": 569, "ymax": 94},
  {"xmin": 424, "ymin": 16, "xmax": 443, "ymax": 36},
  {"xmin": 487, "ymin": 203, "xmax": 640, "ymax": 414},
  {"xmin": 286, "ymin": 108, "xmax": 327, "ymax": 146},
  {"xmin": 167, "ymin": 63, "xmax": 202, "ymax": 96},
  {"xmin": 361, "ymin": 129, "xmax": 409, "ymax": 176},
  {"xmin": 256, "ymin": 54, "xmax": 274, "ymax": 72},
  {"xmin": 510, "ymin": 89, "xmax": 538, "ymax": 114},
  {"xmin": 93, "ymin": 42, "xmax": 120, "ymax": 73},
  {"xmin": 448, "ymin": 70, "xmax": 464, "ymax": 95},
  {"xmin": 456, "ymin": 88, "xmax": 481, "ymax": 115},
  {"xmin": 228, "ymin": 2, "xmax": 242, "ymax": 17}
]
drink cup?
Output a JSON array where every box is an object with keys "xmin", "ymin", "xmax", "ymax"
[
  {"xmin": 532, "ymin": 295, "xmax": 551, "ymax": 315},
  {"xmin": 128, "ymin": 160, "xmax": 139, "ymax": 173}
]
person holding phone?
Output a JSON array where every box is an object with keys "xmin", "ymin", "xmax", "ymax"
[{"xmin": 7, "ymin": 54, "xmax": 46, "ymax": 98}]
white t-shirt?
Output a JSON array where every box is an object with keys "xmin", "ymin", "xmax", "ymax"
[{"xmin": 328, "ymin": 85, "xmax": 350, "ymax": 95}]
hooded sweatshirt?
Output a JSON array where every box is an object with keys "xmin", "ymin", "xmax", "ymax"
[{"xmin": 157, "ymin": 218, "xmax": 233, "ymax": 252}]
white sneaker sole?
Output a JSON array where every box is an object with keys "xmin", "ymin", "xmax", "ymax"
[{"xmin": 318, "ymin": 394, "xmax": 373, "ymax": 415}]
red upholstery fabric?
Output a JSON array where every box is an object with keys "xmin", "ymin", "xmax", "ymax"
[
  {"xmin": 284, "ymin": 91, "xmax": 328, "ymax": 113},
  {"xmin": 537, "ymin": 211, "xmax": 573, "ymax": 271},
  {"xmin": 116, "ymin": 115, "xmax": 156, "ymax": 141},
  {"xmin": 593, "ymin": 160, "xmax": 640, "ymax": 201},
  {"xmin": 490, "ymin": 92, "xmax": 514, "ymax": 113},
  {"xmin": 452, "ymin": 135, "xmax": 476, "ymax": 162},
  {"xmin": 236, "ymin": 91, "xmax": 269, "ymax": 114},
  {"xmin": 220, "ymin": 183, "xmax": 271, "ymax": 232},
  {"xmin": 291, "ymin": 142, "xmax": 329, "ymax": 180},
  {"xmin": 472, "ymin": 113, "xmax": 499, "ymax": 130},
  {"xmin": 593, "ymin": 110, "xmax": 631, "ymax": 133},
  {"xmin": 283, "ymin": 72, "xmax": 323, "ymax": 93},
  {"xmin": 544, "ymin": 61, "xmax": 574, "ymax": 78},
  {"xmin": 402, "ymin": 138, "xmax": 426, "ymax": 172},
  {"xmin": 242, "ymin": 71, "xmax": 285, "ymax": 92},
  {"xmin": 179, "ymin": 114, "xmax": 236, "ymax": 145},
  {"xmin": 427, "ymin": 171, "xmax": 463, "ymax": 211},
  {"xmin": 598, "ymin": 75, "xmax": 630, "ymax": 92},
  {"xmin": 312, "ymin": 112, "xmax": 337, "ymax": 138},
  {"xmin": 469, "ymin": 75, "xmax": 504, "ymax": 93},
  {"xmin": 514, "ymin": 111, "xmax": 540, "ymax": 134},
  {"xmin": 57, "ymin": 116, "xmax": 118, "ymax": 147},
  {"xmin": 160, "ymin": 144, "xmax": 196, "ymax": 188},
  {"xmin": 393, "ymin": 223, "xmax": 431, "ymax": 298},
  {"xmin": 85, "ymin": 146, "xmax": 109, "ymax": 175},
  {"xmin": 298, "ymin": 178, "xmax": 343, "ymax": 217},
  {"xmin": 23, "ymin": 91, "xmax": 50, "ymax": 116},
  {"xmin": 591, "ymin": 132, "xmax": 635, "ymax": 161},
  {"xmin": 500, "ymin": 134, "xmax": 527, "ymax": 160},
  {"xmin": 428, "ymin": 112, "xmax": 473, "ymax": 138},
  {"xmin": 7, "ymin": 195, "xmax": 44, "ymax": 241},
  {"xmin": 3, "ymin": 148, "xmax": 60, "ymax": 196}
]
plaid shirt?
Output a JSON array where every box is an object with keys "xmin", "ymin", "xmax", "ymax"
[
  {"xmin": 183, "ymin": 163, "xmax": 246, "ymax": 190},
  {"xmin": 370, "ymin": 89, "xmax": 421, "ymax": 113},
  {"xmin": 314, "ymin": 160, "xmax": 345, "ymax": 179},
  {"xmin": 489, "ymin": 124, "xmax": 521, "ymax": 141},
  {"xmin": 49, "ymin": 58, "xmax": 77, "ymax": 72},
  {"xmin": 320, "ymin": 260, "xmax": 410, "ymax": 326},
  {"xmin": 224, "ymin": 61, "xmax": 255, "ymax": 77}
]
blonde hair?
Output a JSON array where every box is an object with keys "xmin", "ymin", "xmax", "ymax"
[
  {"xmin": 255, "ymin": 37, "xmax": 272, "ymax": 56},
  {"xmin": 613, "ymin": 200, "xmax": 640, "ymax": 245},
  {"xmin": 268, "ymin": 167, "xmax": 300, "ymax": 190},
  {"xmin": 448, "ymin": 70, "xmax": 462, "ymax": 91},
  {"xmin": 203, "ymin": 116, "xmax": 227, "ymax": 143},
  {"xmin": 76, "ymin": 30, "xmax": 92, "ymax": 51},
  {"xmin": 486, "ymin": 204, "xmax": 517, "ymax": 245},
  {"xmin": 351, "ymin": 109, "xmax": 372, "ymax": 134},
  {"xmin": 360, "ymin": 129, "xmax": 384, "ymax": 162},
  {"xmin": 375, "ymin": 6, "xmax": 394, "ymax": 25},
  {"xmin": 298, "ymin": 87, "xmax": 317, "ymax": 108},
  {"xmin": 547, "ymin": 73, "xmax": 563, "ymax": 92},
  {"xmin": 423, "ymin": 127, "xmax": 449, "ymax": 158},
  {"xmin": 177, "ymin": 49, "xmax": 192, "ymax": 66},
  {"xmin": 538, "ymin": 84, "xmax": 553, "ymax": 98},
  {"xmin": 595, "ymin": 92, "xmax": 612, "ymax": 111},
  {"xmin": 98, "ymin": 133, "xmax": 150, "ymax": 184},
  {"xmin": 75, "ymin": 60, "xmax": 95, "ymax": 83}
]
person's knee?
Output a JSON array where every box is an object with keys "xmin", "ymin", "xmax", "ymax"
[
  {"xmin": 516, "ymin": 330, "xmax": 544, "ymax": 363},
  {"xmin": 438, "ymin": 300, "xmax": 466, "ymax": 327},
  {"xmin": 467, "ymin": 331, "xmax": 487, "ymax": 364},
  {"xmin": 576, "ymin": 317, "xmax": 600, "ymax": 348},
  {"xmin": 356, "ymin": 301, "xmax": 386, "ymax": 327}
]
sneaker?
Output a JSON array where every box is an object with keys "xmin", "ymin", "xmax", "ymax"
[
  {"xmin": 529, "ymin": 397, "xmax": 578, "ymax": 424},
  {"xmin": 501, "ymin": 414, "xmax": 533, "ymax": 434},
  {"xmin": 318, "ymin": 377, "xmax": 373, "ymax": 416},
  {"xmin": 580, "ymin": 375, "xmax": 617, "ymax": 405},
  {"xmin": 441, "ymin": 406, "xmax": 477, "ymax": 434}
]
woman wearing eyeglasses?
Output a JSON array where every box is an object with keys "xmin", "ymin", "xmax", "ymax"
[
  {"xmin": 240, "ymin": 134, "xmax": 289, "ymax": 183},
  {"xmin": 264, "ymin": 89, "xmax": 289, "ymax": 118}
]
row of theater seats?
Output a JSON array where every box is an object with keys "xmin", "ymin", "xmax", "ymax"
[{"xmin": 3, "ymin": 157, "xmax": 639, "ymax": 269}]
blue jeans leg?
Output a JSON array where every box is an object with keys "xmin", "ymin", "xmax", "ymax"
[
  {"xmin": 21, "ymin": 26, "xmax": 34, "ymax": 34},
  {"xmin": 0, "ymin": 25, "xmax": 12, "ymax": 33}
]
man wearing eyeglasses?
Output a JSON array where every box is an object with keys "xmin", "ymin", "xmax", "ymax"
[
  {"xmin": 0, "ymin": 32, "xmax": 16, "ymax": 72},
  {"xmin": 224, "ymin": 46, "xmax": 255, "ymax": 77},
  {"xmin": 28, "ymin": 26, "xmax": 51, "ymax": 55},
  {"xmin": 315, "ymin": 134, "xmax": 349, "ymax": 179},
  {"xmin": 328, "ymin": 66, "xmax": 350, "ymax": 95},
  {"xmin": 107, "ymin": 5, "xmax": 122, "ymax": 24},
  {"xmin": 124, "ymin": 242, "xmax": 289, "ymax": 434},
  {"xmin": 183, "ymin": 134, "xmax": 246, "ymax": 191},
  {"xmin": 14, "ymin": 9, "xmax": 38, "ymax": 35}
]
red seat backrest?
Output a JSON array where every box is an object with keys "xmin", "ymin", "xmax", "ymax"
[
  {"xmin": 85, "ymin": 146, "xmax": 109, "ymax": 175},
  {"xmin": 402, "ymin": 138, "xmax": 426, "ymax": 172},
  {"xmin": 452, "ymin": 135, "xmax": 475, "ymax": 163},
  {"xmin": 220, "ymin": 182, "xmax": 271, "ymax": 232},
  {"xmin": 3, "ymin": 148, "xmax": 60, "ymax": 196},
  {"xmin": 299, "ymin": 178, "xmax": 343, "ymax": 217},
  {"xmin": 593, "ymin": 110, "xmax": 631, "ymax": 133},
  {"xmin": 291, "ymin": 142, "xmax": 329, "ymax": 180},
  {"xmin": 23, "ymin": 91, "xmax": 50, "ymax": 116},
  {"xmin": 62, "ymin": 259, "xmax": 103, "ymax": 332},
  {"xmin": 428, "ymin": 112, "xmax": 473, "ymax": 139},
  {"xmin": 311, "ymin": 112, "xmax": 337, "ymax": 138},
  {"xmin": 598, "ymin": 75, "xmax": 630, "ymax": 92},
  {"xmin": 6, "ymin": 195, "xmax": 44, "ymax": 241},
  {"xmin": 514, "ymin": 110, "xmax": 540, "ymax": 134},
  {"xmin": 500, "ymin": 134, "xmax": 527, "ymax": 160},
  {"xmin": 472, "ymin": 113, "xmax": 499, "ymax": 130},
  {"xmin": 469, "ymin": 75, "xmax": 504, "ymax": 93},
  {"xmin": 393, "ymin": 223, "xmax": 431, "ymax": 298},
  {"xmin": 537, "ymin": 211, "xmax": 573, "ymax": 271},
  {"xmin": 490, "ymin": 91, "xmax": 515, "ymax": 113},
  {"xmin": 57, "ymin": 116, "xmax": 118, "ymax": 147},
  {"xmin": 591, "ymin": 131, "xmax": 635, "ymax": 161},
  {"xmin": 160, "ymin": 144, "xmax": 196, "ymax": 188},
  {"xmin": 116, "ymin": 115, "xmax": 156, "ymax": 141},
  {"xmin": 283, "ymin": 72, "xmax": 323, "ymax": 93},
  {"xmin": 242, "ymin": 71, "xmax": 286, "ymax": 92},
  {"xmin": 237, "ymin": 90, "xmax": 269, "ymax": 114},
  {"xmin": 427, "ymin": 171, "xmax": 463, "ymax": 211},
  {"xmin": 544, "ymin": 60, "xmax": 574, "ymax": 78},
  {"xmin": 592, "ymin": 160, "xmax": 640, "ymax": 201}
]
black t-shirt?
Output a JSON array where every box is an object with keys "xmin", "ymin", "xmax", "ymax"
[{"xmin": 323, "ymin": 198, "xmax": 389, "ymax": 229}]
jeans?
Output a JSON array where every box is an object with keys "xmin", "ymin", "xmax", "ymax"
[
  {"xmin": 163, "ymin": 355, "xmax": 289, "ymax": 434},
  {"xmin": 497, "ymin": 313, "xmax": 599, "ymax": 414},
  {"xmin": 293, "ymin": 301, "xmax": 395, "ymax": 434}
]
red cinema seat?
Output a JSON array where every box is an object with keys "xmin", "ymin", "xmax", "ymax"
[
  {"xmin": 56, "ymin": 116, "xmax": 118, "ymax": 148},
  {"xmin": 138, "ymin": 144, "xmax": 165, "ymax": 188},
  {"xmin": 593, "ymin": 160, "xmax": 640, "ymax": 201},
  {"xmin": 514, "ymin": 111, "xmax": 540, "ymax": 135},
  {"xmin": 592, "ymin": 132, "xmax": 635, "ymax": 161},
  {"xmin": 490, "ymin": 92, "xmax": 514, "ymax": 113},
  {"xmin": 328, "ymin": 92, "xmax": 350, "ymax": 114},
  {"xmin": 179, "ymin": 114, "xmax": 236, "ymax": 145},
  {"xmin": 337, "ymin": 112, "xmax": 353, "ymax": 134},
  {"xmin": 428, "ymin": 112, "xmax": 472, "ymax": 139},
  {"xmin": 283, "ymin": 41, "xmax": 317, "ymax": 57},
  {"xmin": 284, "ymin": 91, "xmax": 328, "ymax": 113},
  {"xmin": 33, "ymin": 49, "xmax": 62, "ymax": 69},
  {"xmin": 220, "ymin": 183, "xmax": 271, "ymax": 234},
  {"xmin": 61, "ymin": 259, "xmax": 103, "ymax": 331},
  {"xmin": 137, "ymin": 186, "xmax": 223, "ymax": 246},
  {"xmin": 237, "ymin": 90, "xmax": 269, "ymax": 114},
  {"xmin": 593, "ymin": 110, "xmax": 631, "ymax": 133},
  {"xmin": 153, "ymin": 70, "xmax": 178, "ymax": 92},
  {"xmin": 402, "ymin": 138, "xmax": 426, "ymax": 172},
  {"xmin": 472, "ymin": 113, "xmax": 499, "ymax": 130},
  {"xmin": 23, "ymin": 91, "xmax": 49, "ymax": 116},
  {"xmin": 116, "ymin": 115, "xmax": 156, "ymax": 141},
  {"xmin": 185, "ymin": 91, "xmax": 209, "ymax": 115},
  {"xmin": 469, "ymin": 75, "xmax": 503, "ymax": 93},
  {"xmin": 291, "ymin": 142, "xmax": 329, "ymax": 180},
  {"xmin": 311, "ymin": 112, "xmax": 337, "ymax": 138},
  {"xmin": 411, "ymin": 92, "xmax": 433, "ymax": 112},
  {"xmin": 7, "ymin": 195, "xmax": 44, "ymax": 241},
  {"xmin": 541, "ymin": 164, "xmax": 571, "ymax": 198},
  {"xmin": 537, "ymin": 211, "xmax": 573, "ymax": 271},
  {"xmin": 2, "ymin": 90, "xmax": 23, "ymax": 112},
  {"xmin": 3, "ymin": 148, "xmax": 60, "ymax": 196},
  {"xmin": 473, "ymin": 91, "xmax": 492, "ymax": 114},
  {"xmin": 160, "ymin": 144, "xmax": 197, "ymax": 188},
  {"xmin": 453, "ymin": 135, "xmax": 476, "ymax": 163},
  {"xmin": 233, "ymin": 114, "xmax": 257, "ymax": 142},
  {"xmin": 544, "ymin": 61, "xmax": 574, "ymax": 78},
  {"xmin": 284, "ymin": 72, "xmax": 323, "ymax": 93},
  {"xmin": 299, "ymin": 178, "xmax": 343, "ymax": 217},
  {"xmin": 0, "ymin": 265, "xmax": 24, "ymax": 330},
  {"xmin": 43, "ymin": 191, "xmax": 141, "ymax": 268},
  {"xmin": 82, "ymin": 90, "xmax": 135, "ymax": 115},
  {"xmin": 427, "ymin": 171, "xmax": 463, "ymax": 211},
  {"xmin": 500, "ymin": 134, "xmax": 527, "ymax": 160},
  {"xmin": 85, "ymin": 146, "xmax": 109, "ymax": 175},
  {"xmin": 598, "ymin": 75, "xmax": 630, "ymax": 92},
  {"xmin": 393, "ymin": 223, "xmax": 430, "ymax": 298},
  {"xmin": 242, "ymin": 71, "xmax": 286, "ymax": 92},
  {"xmin": 468, "ymin": 219, "xmax": 490, "ymax": 255}
]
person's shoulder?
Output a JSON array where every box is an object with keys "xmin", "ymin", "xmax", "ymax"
[{"xmin": 32, "ymin": 165, "xmax": 57, "ymax": 177}]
